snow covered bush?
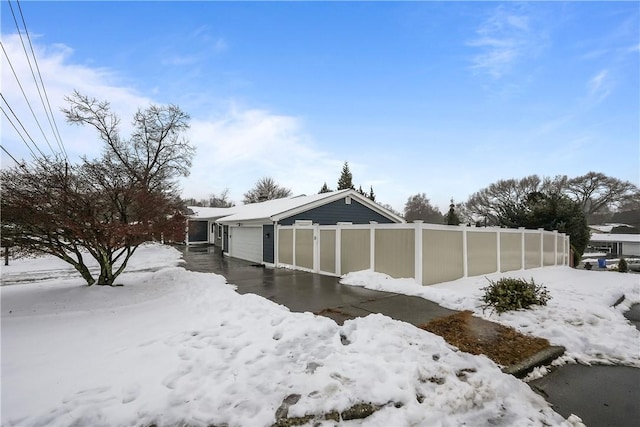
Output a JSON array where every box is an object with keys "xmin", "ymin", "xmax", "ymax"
[{"xmin": 481, "ymin": 277, "xmax": 550, "ymax": 314}]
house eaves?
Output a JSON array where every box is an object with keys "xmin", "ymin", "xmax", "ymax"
[{"xmin": 215, "ymin": 189, "xmax": 404, "ymax": 224}]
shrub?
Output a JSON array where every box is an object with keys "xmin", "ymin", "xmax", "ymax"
[
  {"xmin": 481, "ymin": 277, "xmax": 551, "ymax": 314},
  {"xmin": 618, "ymin": 258, "xmax": 628, "ymax": 273}
]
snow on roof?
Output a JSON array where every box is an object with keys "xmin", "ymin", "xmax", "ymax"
[
  {"xmin": 589, "ymin": 233, "xmax": 640, "ymax": 243},
  {"xmin": 187, "ymin": 206, "xmax": 237, "ymax": 219},
  {"xmin": 215, "ymin": 189, "xmax": 404, "ymax": 224},
  {"xmin": 216, "ymin": 190, "xmax": 352, "ymax": 223},
  {"xmin": 589, "ymin": 224, "xmax": 634, "ymax": 233}
]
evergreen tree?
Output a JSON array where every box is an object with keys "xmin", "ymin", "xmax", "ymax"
[
  {"xmin": 445, "ymin": 198, "xmax": 461, "ymax": 225},
  {"xmin": 357, "ymin": 185, "xmax": 365, "ymax": 195},
  {"xmin": 319, "ymin": 182, "xmax": 331, "ymax": 194},
  {"xmin": 368, "ymin": 186, "xmax": 376, "ymax": 202},
  {"xmin": 337, "ymin": 162, "xmax": 355, "ymax": 190}
]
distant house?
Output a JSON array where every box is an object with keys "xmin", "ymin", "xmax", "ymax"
[
  {"xmin": 587, "ymin": 233, "xmax": 640, "ymax": 257},
  {"xmin": 188, "ymin": 189, "xmax": 404, "ymax": 265}
]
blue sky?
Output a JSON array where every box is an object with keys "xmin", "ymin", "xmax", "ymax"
[{"xmin": 1, "ymin": 1, "xmax": 638, "ymax": 213}]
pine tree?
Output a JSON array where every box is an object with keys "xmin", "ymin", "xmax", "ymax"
[
  {"xmin": 445, "ymin": 198, "xmax": 461, "ymax": 225},
  {"xmin": 319, "ymin": 182, "xmax": 331, "ymax": 193},
  {"xmin": 357, "ymin": 185, "xmax": 365, "ymax": 195},
  {"xmin": 368, "ymin": 186, "xmax": 376, "ymax": 202},
  {"xmin": 337, "ymin": 162, "xmax": 355, "ymax": 190}
]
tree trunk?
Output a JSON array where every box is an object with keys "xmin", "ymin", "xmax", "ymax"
[
  {"xmin": 97, "ymin": 251, "xmax": 116, "ymax": 286},
  {"xmin": 73, "ymin": 262, "xmax": 96, "ymax": 286}
]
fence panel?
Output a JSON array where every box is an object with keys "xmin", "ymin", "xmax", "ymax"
[
  {"xmin": 295, "ymin": 228, "xmax": 314, "ymax": 270},
  {"xmin": 467, "ymin": 230, "xmax": 498, "ymax": 276},
  {"xmin": 500, "ymin": 232, "xmax": 522, "ymax": 272},
  {"xmin": 374, "ymin": 228, "xmax": 415, "ymax": 279},
  {"xmin": 341, "ymin": 229, "xmax": 371, "ymax": 273},
  {"xmin": 422, "ymin": 228, "xmax": 464, "ymax": 285},
  {"xmin": 524, "ymin": 233, "xmax": 541, "ymax": 269},
  {"xmin": 543, "ymin": 232, "xmax": 556, "ymax": 266},
  {"xmin": 278, "ymin": 228, "xmax": 294, "ymax": 265},
  {"xmin": 319, "ymin": 229, "xmax": 336, "ymax": 274}
]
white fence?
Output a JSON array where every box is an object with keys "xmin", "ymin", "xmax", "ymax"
[{"xmin": 275, "ymin": 222, "xmax": 570, "ymax": 285}]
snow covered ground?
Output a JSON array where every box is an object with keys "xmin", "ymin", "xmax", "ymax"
[
  {"xmin": 342, "ymin": 267, "xmax": 640, "ymax": 372},
  {"xmin": 0, "ymin": 244, "xmax": 587, "ymax": 427}
]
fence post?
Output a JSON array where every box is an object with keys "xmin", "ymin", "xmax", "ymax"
[
  {"xmin": 414, "ymin": 221, "xmax": 423, "ymax": 285},
  {"xmin": 539, "ymin": 228, "xmax": 544, "ymax": 267},
  {"xmin": 314, "ymin": 223, "xmax": 320, "ymax": 273},
  {"xmin": 553, "ymin": 230, "xmax": 558, "ymax": 266},
  {"xmin": 520, "ymin": 227, "xmax": 525, "ymax": 270},
  {"xmin": 335, "ymin": 224, "xmax": 342, "ymax": 276},
  {"xmin": 274, "ymin": 224, "xmax": 279, "ymax": 267},
  {"xmin": 462, "ymin": 224, "xmax": 468, "ymax": 277}
]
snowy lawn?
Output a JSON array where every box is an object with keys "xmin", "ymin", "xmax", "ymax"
[
  {"xmin": 341, "ymin": 267, "xmax": 640, "ymax": 371},
  {"xmin": 1, "ymin": 244, "xmax": 583, "ymax": 427}
]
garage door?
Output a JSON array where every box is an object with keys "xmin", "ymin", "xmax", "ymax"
[{"xmin": 229, "ymin": 226, "xmax": 263, "ymax": 263}]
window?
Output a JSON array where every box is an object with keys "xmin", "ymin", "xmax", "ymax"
[{"xmin": 218, "ymin": 225, "xmax": 222, "ymax": 239}]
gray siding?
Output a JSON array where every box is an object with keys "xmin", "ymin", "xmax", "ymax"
[
  {"xmin": 263, "ymin": 224, "xmax": 274, "ymax": 263},
  {"xmin": 279, "ymin": 198, "xmax": 394, "ymax": 225}
]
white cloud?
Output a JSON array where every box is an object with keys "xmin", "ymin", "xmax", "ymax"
[
  {"xmin": 587, "ymin": 69, "xmax": 612, "ymax": 103},
  {"xmin": 1, "ymin": 33, "xmax": 150, "ymax": 164},
  {"xmin": 183, "ymin": 107, "xmax": 342, "ymax": 203},
  {"xmin": 468, "ymin": 4, "xmax": 544, "ymax": 79},
  {"xmin": 0, "ymin": 33, "xmax": 342, "ymax": 205}
]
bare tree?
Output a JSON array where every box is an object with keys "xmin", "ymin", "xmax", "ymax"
[
  {"xmin": 465, "ymin": 175, "xmax": 545, "ymax": 225},
  {"xmin": 243, "ymin": 177, "xmax": 292, "ymax": 204},
  {"xmin": 380, "ymin": 203, "xmax": 402, "ymax": 217},
  {"xmin": 209, "ymin": 189, "xmax": 235, "ymax": 208},
  {"xmin": 1, "ymin": 92, "xmax": 194, "ymax": 286},
  {"xmin": 565, "ymin": 172, "xmax": 639, "ymax": 220},
  {"xmin": 404, "ymin": 193, "xmax": 443, "ymax": 224}
]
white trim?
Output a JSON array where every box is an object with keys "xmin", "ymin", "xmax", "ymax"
[{"xmin": 539, "ymin": 228, "xmax": 545, "ymax": 268}]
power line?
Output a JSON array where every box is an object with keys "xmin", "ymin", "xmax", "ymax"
[
  {"xmin": 0, "ymin": 93, "xmax": 47, "ymax": 160},
  {"xmin": 15, "ymin": 0, "xmax": 68, "ymax": 161},
  {"xmin": 5, "ymin": 0, "xmax": 68, "ymax": 162},
  {"xmin": 0, "ymin": 144, "xmax": 26, "ymax": 169},
  {"xmin": 0, "ymin": 41, "xmax": 56, "ymax": 158}
]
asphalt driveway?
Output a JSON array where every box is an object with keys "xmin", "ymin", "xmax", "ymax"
[{"xmin": 177, "ymin": 244, "xmax": 456, "ymax": 324}]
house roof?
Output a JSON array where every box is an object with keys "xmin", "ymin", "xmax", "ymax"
[
  {"xmin": 187, "ymin": 206, "xmax": 237, "ymax": 220},
  {"xmin": 589, "ymin": 224, "xmax": 635, "ymax": 233},
  {"xmin": 589, "ymin": 233, "xmax": 640, "ymax": 244},
  {"xmin": 215, "ymin": 189, "xmax": 405, "ymax": 224}
]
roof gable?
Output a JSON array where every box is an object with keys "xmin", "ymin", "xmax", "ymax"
[{"xmin": 216, "ymin": 190, "xmax": 404, "ymax": 224}]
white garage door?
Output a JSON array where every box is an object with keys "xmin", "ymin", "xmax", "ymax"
[{"xmin": 229, "ymin": 226, "xmax": 263, "ymax": 263}]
